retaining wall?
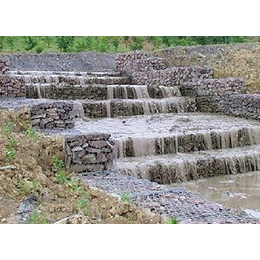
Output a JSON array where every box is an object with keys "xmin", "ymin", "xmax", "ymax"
[
  {"xmin": 0, "ymin": 75, "xmax": 26, "ymax": 98},
  {"xmin": 115, "ymin": 51, "xmax": 167, "ymax": 76},
  {"xmin": 180, "ymin": 78, "xmax": 246, "ymax": 96},
  {"xmin": 30, "ymin": 101, "xmax": 76, "ymax": 129},
  {"xmin": 153, "ymin": 43, "xmax": 260, "ymax": 93},
  {"xmin": 115, "ymin": 51, "xmax": 214, "ymax": 86},
  {"xmin": 196, "ymin": 94, "xmax": 260, "ymax": 121},
  {"xmin": 64, "ymin": 133, "xmax": 115, "ymax": 173},
  {"xmin": 0, "ymin": 59, "xmax": 9, "ymax": 74}
]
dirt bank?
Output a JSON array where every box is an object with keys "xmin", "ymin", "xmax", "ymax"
[{"xmin": 0, "ymin": 109, "xmax": 163, "ymax": 224}]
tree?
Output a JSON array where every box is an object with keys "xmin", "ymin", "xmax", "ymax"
[
  {"xmin": 97, "ymin": 36, "xmax": 110, "ymax": 52},
  {"xmin": 123, "ymin": 36, "xmax": 130, "ymax": 47},
  {"xmin": 148, "ymin": 36, "xmax": 163, "ymax": 49},
  {"xmin": 0, "ymin": 36, "xmax": 4, "ymax": 51},
  {"xmin": 130, "ymin": 36, "xmax": 145, "ymax": 50},
  {"xmin": 161, "ymin": 36, "xmax": 173, "ymax": 47},
  {"xmin": 84, "ymin": 36, "xmax": 94, "ymax": 50},
  {"xmin": 5, "ymin": 37, "xmax": 15, "ymax": 52},
  {"xmin": 111, "ymin": 36, "xmax": 120, "ymax": 51},
  {"xmin": 56, "ymin": 36, "xmax": 75, "ymax": 52},
  {"xmin": 42, "ymin": 36, "xmax": 52, "ymax": 48},
  {"xmin": 24, "ymin": 36, "xmax": 38, "ymax": 51}
]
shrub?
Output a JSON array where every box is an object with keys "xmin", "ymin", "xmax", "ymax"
[
  {"xmin": 130, "ymin": 36, "xmax": 145, "ymax": 50},
  {"xmin": 35, "ymin": 45, "xmax": 44, "ymax": 53},
  {"xmin": 0, "ymin": 36, "xmax": 4, "ymax": 51},
  {"xmin": 56, "ymin": 36, "xmax": 75, "ymax": 52},
  {"xmin": 5, "ymin": 36, "xmax": 15, "ymax": 52},
  {"xmin": 76, "ymin": 195, "xmax": 89, "ymax": 216},
  {"xmin": 168, "ymin": 217, "xmax": 179, "ymax": 224},
  {"xmin": 24, "ymin": 36, "xmax": 38, "ymax": 51},
  {"xmin": 56, "ymin": 170, "xmax": 68, "ymax": 184},
  {"xmin": 111, "ymin": 36, "xmax": 120, "ymax": 51}
]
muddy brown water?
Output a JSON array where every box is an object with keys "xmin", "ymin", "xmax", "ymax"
[{"xmin": 170, "ymin": 171, "xmax": 260, "ymax": 218}]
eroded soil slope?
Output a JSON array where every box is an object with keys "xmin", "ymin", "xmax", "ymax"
[{"xmin": 0, "ymin": 109, "xmax": 162, "ymax": 224}]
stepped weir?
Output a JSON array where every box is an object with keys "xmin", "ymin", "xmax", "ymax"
[{"xmin": 1, "ymin": 52, "xmax": 260, "ymax": 223}]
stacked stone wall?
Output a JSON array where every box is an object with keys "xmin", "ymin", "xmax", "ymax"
[
  {"xmin": 64, "ymin": 133, "xmax": 115, "ymax": 173},
  {"xmin": 145, "ymin": 67, "xmax": 214, "ymax": 87},
  {"xmin": 30, "ymin": 101, "xmax": 76, "ymax": 129},
  {"xmin": 196, "ymin": 94, "xmax": 260, "ymax": 121},
  {"xmin": 115, "ymin": 51, "xmax": 167, "ymax": 77},
  {"xmin": 0, "ymin": 59, "xmax": 9, "ymax": 74},
  {"xmin": 115, "ymin": 51, "xmax": 213, "ymax": 86},
  {"xmin": 0, "ymin": 58, "xmax": 26, "ymax": 98},
  {"xmin": 0, "ymin": 75, "xmax": 26, "ymax": 98},
  {"xmin": 153, "ymin": 43, "xmax": 260, "ymax": 93},
  {"xmin": 180, "ymin": 78, "xmax": 246, "ymax": 97},
  {"xmin": 26, "ymin": 84, "xmax": 108, "ymax": 100}
]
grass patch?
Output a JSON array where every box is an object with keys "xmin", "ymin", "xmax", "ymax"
[
  {"xmin": 168, "ymin": 217, "xmax": 179, "ymax": 224},
  {"xmin": 17, "ymin": 179, "xmax": 40, "ymax": 195},
  {"xmin": 120, "ymin": 190, "xmax": 131, "ymax": 202},
  {"xmin": 26, "ymin": 211, "xmax": 48, "ymax": 224}
]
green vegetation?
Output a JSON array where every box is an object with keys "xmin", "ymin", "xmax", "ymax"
[
  {"xmin": 26, "ymin": 127, "xmax": 38, "ymax": 139},
  {"xmin": 0, "ymin": 36, "xmax": 258, "ymax": 54},
  {"xmin": 120, "ymin": 190, "xmax": 131, "ymax": 202},
  {"xmin": 53, "ymin": 157, "xmax": 68, "ymax": 184},
  {"xmin": 26, "ymin": 211, "xmax": 48, "ymax": 224},
  {"xmin": 17, "ymin": 179, "xmax": 40, "ymax": 195},
  {"xmin": 2, "ymin": 125, "xmax": 11, "ymax": 136},
  {"xmin": 76, "ymin": 195, "xmax": 89, "ymax": 216},
  {"xmin": 6, "ymin": 137, "xmax": 17, "ymax": 162},
  {"xmin": 168, "ymin": 217, "xmax": 179, "ymax": 224}
]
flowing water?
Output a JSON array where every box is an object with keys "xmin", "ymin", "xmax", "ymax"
[
  {"xmin": 74, "ymin": 113, "xmax": 260, "ymax": 158},
  {"xmin": 170, "ymin": 171, "xmax": 260, "ymax": 218}
]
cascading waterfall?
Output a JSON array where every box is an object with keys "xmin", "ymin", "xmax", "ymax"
[
  {"xmin": 73, "ymin": 101, "xmax": 85, "ymax": 118},
  {"xmin": 118, "ymin": 147, "xmax": 260, "ymax": 183},
  {"xmin": 158, "ymin": 86, "xmax": 181, "ymax": 97},
  {"xmin": 106, "ymin": 100, "xmax": 112, "ymax": 118},
  {"xmin": 116, "ymin": 127, "xmax": 260, "ymax": 159},
  {"xmin": 107, "ymin": 86, "xmax": 114, "ymax": 100},
  {"xmin": 132, "ymin": 137, "xmax": 156, "ymax": 157},
  {"xmin": 248, "ymin": 127, "xmax": 260, "ymax": 145},
  {"xmin": 36, "ymin": 84, "xmax": 42, "ymax": 99}
]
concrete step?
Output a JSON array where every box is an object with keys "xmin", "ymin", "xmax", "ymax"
[
  {"xmin": 117, "ymin": 145, "xmax": 260, "ymax": 184},
  {"xmin": 82, "ymin": 97, "xmax": 197, "ymax": 118},
  {"xmin": 25, "ymin": 84, "xmax": 181, "ymax": 100}
]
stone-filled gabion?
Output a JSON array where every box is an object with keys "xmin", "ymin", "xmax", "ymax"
[
  {"xmin": 26, "ymin": 84, "xmax": 109, "ymax": 100},
  {"xmin": 115, "ymin": 51, "xmax": 213, "ymax": 86},
  {"xmin": 0, "ymin": 59, "xmax": 9, "ymax": 74},
  {"xmin": 64, "ymin": 133, "xmax": 115, "ymax": 173},
  {"xmin": 144, "ymin": 67, "xmax": 214, "ymax": 87},
  {"xmin": 196, "ymin": 94, "xmax": 260, "ymax": 121},
  {"xmin": 0, "ymin": 75, "xmax": 26, "ymax": 98},
  {"xmin": 30, "ymin": 101, "xmax": 76, "ymax": 129},
  {"xmin": 115, "ymin": 51, "xmax": 167, "ymax": 76},
  {"xmin": 180, "ymin": 78, "xmax": 246, "ymax": 96}
]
